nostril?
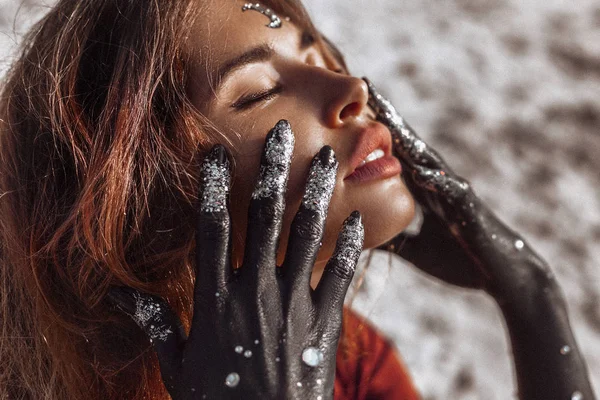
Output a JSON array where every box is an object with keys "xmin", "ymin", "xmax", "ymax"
[{"xmin": 340, "ymin": 101, "xmax": 361, "ymax": 120}]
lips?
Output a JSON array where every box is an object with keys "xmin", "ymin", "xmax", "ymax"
[{"xmin": 344, "ymin": 122, "xmax": 396, "ymax": 180}]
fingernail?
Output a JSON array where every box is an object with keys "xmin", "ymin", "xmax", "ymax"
[
  {"xmin": 348, "ymin": 210, "xmax": 361, "ymax": 223},
  {"xmin": 362, "ymin": 76, "xmax": 375, "ymax": 93},
  {"xmin": 318, "ymin": 145, "xmax": 336, "ymax": 167},
  {"xmin": 332, "ymin": 211, "xmax": 364, "ymax": 273},
  {"xmin": 302, "ymin": 146, "xmax": 338, "ymax": 215},
  {"xmin": 200, "ymin": 144, "xmax": 230, "ymax": 213},
  {"xmin": 252, "ymin": 119, "xmax": 295, "ymax": 199},
  {"xmin": 211, "ymin": 144, "xmax": 227, "ymax": 164}
]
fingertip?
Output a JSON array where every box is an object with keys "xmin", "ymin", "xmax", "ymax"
[
  {"xmin": 318, "ymin": 145, "xmax": 337, "ymax": 167},
  {"xmin": 301, "ymin": 146, "xmax": 338, "ymax": 215},
  {"xmin": 347, "ymin": 210, "xmax": 362, "ymax": 225},
  {"xmin": 199, "ymin": 144, "xmax": 231, "ymax": 214},
  {"xmin": 209, "ymin": 143, "xmax": 229, "ymax": 165},
  {"xmin": 315, "ymin": 212, "xmax": 364, "ymax": 309},
  {"xmin": 275, "ymin": 119, "xmax": 291, "ymax": 132},
  {"xmin": 331, "ymin": 211, "xmax": 365, "ymax": 276},
  {"xmin": 252, "ymin": 120, "xmax": 295, "ymax": 200},
  {"xmin": 362, "ymin": 76, "xmax": 376, "ymax": 93}
]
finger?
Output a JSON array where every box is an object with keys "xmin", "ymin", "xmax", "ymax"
[
  {"xmin": 411, "ymin": 165, "xmax": 472, "ymax": 204},
  {"xmin": 106, "ymin": 286, "xmax": 184, "ymax": 390},
  {"xmin": 194, "ymin": 144, "xmax": 232, "ymax": 299},
  {"xmin": 242, "ymin": 120, "xmax": 294, "ymax": 283},
  {"xmin": 362, "ymin": 77, "xmax": 452, "ymax": 173},
  {"xmin": 315, "ymin": 211, "xmax": 364, "ymax": 315},
  {"xmin": 283, "ymin": 145, "xmax": 338, "ymax": 295}
]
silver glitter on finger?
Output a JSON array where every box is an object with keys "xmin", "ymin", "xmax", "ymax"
[
  {"xmin": 242, "ymin": 3, "xmax": 283, "ymax": 28},
  {"xmin": 331, "ymin": 212, "xmax": 364, "ymax": 273},
  {"xmin": 363, "ymin": 78, "xmax": 425, "ymax": 160},
  {"xmin": 252, "ymin": 120, "xmax": 295, "ymax": 200},
  {"xmin": 302, "ymin": 147, "xmax": 338, "ymax": 215},
  {"xmin": 200, "ymin": 148, "xmax": 230, "ymax": 213},
  {"xmin": 131, "ymin": 292, "xmax": 173, "ymax": 343}
]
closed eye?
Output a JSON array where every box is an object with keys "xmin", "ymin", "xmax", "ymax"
[{"xmin": 231, "ymin": 83, "xmax": 283, "ymax": 110}]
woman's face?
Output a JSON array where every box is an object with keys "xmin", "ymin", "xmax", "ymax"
[{"xmin": 187, "ymin": 0, "xmax": 415, "ymax": 277}]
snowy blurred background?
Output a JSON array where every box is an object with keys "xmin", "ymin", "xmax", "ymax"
[{"xmin": 2, "ymin": 0, "xmax": 599, "ymax": 398}]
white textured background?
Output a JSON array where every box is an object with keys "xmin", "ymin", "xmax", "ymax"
[{"xmin": 2, "ymin": 1, "xmax": 599, "ymax": 399}]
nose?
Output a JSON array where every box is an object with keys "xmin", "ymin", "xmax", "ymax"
[{"xmin": 321, "ymin": 73, "xmax": 370, "ymax": 128}]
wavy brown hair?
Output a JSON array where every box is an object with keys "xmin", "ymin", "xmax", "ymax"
[{"xmin": 0, "ymin": 0, "xmax": 317, "ymax": 398}]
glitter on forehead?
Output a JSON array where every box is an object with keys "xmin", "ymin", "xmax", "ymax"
[
  {"xmin": 302, "ymin": 157, "xmax": 337, "ymax": 215},
  {"xmin": 252, "ymin": 120, "xmax": 294, "ymax": 199},
  {"xmin": 331, "ymin": 214, "xmax": 364, "ymax": 274},
  {"xmin": 132, "ymin": 292, "xmax": 173, "ymax": 343},
  {"xmin": 242, "ymin": 3, "xmax": 284, "ymax": 29},
  {"xmin": 200, "ymin": 154, "xmax": 230, "ymax": 213}
]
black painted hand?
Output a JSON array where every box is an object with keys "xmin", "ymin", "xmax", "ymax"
[
  {"xmin": 363, "ymin": 78, "xmax": 597, "ymax": 400},
  {"xmin": 106, "ymin": 120, "xmax": 364, "ymax": 400},
  {"xmin": 364, "ymin": 78, "xmax": 554, "ymax": 304}
]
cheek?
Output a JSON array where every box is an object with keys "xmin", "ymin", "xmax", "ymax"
[
  {"xmin": 225, "ymin": 129, "xmax": 325, "ymax": 267},
  {"xmin": 316, "ymin": 176, "xmax": 416, "ymax": 262}
]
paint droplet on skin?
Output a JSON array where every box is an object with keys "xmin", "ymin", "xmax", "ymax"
[
  {"xmin": 561, "ymin": 345, "xmax": 571, "ymax": 355},
  {"xmin": 225, "ymin": 372, "xmax": 240, "ymax": 388},
  {"xmin": 244, "ymin": 350, "xmax": 252, "ymax": 358},
  {"xmin": 302, "ymin": 347, "xmax": 324, "ymax": 367},
  {"xmin": 515, "ymin": 239, "xmax": 524, "ymax": 250},
  {"xmin": 235, "ymin": 345, "xmax": 243, "ymax": 354},
  {"xmin": 254, "ymin": 339, "xmax": 259, "ymax": 345},
  {"xmin": 572, "ymin": 391, "xmax": 583, "ymax": 400},
  {"xmin": 296, "ymin": 382, "xmax": 302, "ymax": 387}
]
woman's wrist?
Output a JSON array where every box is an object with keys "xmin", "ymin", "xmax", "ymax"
[
  {"xmin": 490, "ymin": 255, "xmax": 560, "ymax": 314},
  {"xmin": 495, "ymin": 271, "xmax": 596, "ymax": 400}
]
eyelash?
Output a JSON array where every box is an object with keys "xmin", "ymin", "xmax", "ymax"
[
  {"xmin": 232, "ymin": 84, "xmax": 283, "ymax": 110},
  {"xmin": 231, "ymin": 65, "xmax": 344, "ymax": 111}
]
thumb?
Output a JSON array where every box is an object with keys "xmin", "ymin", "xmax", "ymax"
[{"xmin": 106, "ymin": 286, "xmax": 185, "ymax": 390}]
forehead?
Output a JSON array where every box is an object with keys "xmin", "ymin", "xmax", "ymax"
[{"xmin": 187, "ymin": 1, "xmax": 304, "ymax": 84}]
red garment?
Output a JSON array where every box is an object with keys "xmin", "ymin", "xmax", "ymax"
[{"xmin": 334, "ymin": 309, "xmax": 420, "ymax": 400}]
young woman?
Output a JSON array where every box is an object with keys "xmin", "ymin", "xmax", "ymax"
[{"xmin": 0, "ymin": 0, "xmax": 594, "ymax": 399}]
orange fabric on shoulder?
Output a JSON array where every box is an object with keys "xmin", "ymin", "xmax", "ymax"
[{"xmin": 334, "ymin": 308, "xmax": 420, "ymax": 400}]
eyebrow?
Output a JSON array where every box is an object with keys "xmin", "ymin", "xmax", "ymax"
[{"xmin": 213, "ymin": 29, "xmax": 317, "ymax": 92}]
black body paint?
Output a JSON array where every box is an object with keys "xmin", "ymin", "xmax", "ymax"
[
  {"xmin": 364, "ymin": 77, "xmax": 596, "ymax": 400},
  {"xmin": 107, "ymin": 120, "xmax": 364, "ymax": 399}
]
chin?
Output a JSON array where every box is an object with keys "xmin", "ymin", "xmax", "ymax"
[
  {"xmin": 306, "ymin": 178, "xmax": 416, "ymax": 265},
  {"xmin": 360, "ymin": 187, "xmax": 416, "ymax": 250}
]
